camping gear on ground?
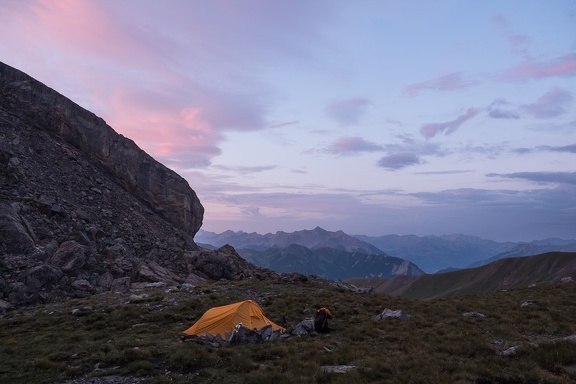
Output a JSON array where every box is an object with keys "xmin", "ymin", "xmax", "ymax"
[
  {"xmin": 183, "ymin": 299, "xmax": 285, "ymax": 339},
  {"xmin": 314, "ymin": 307, "xmax": 332, "ymax": 333}
]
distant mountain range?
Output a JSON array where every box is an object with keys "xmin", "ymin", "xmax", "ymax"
[
  {"xmin": 346, "ymin": 251, "xmax": 576, "ymax": 299},
  {"xmin": 196, "ymin": 228, "xmax": 576, "ymax": 276},
  {"xmin": 467, "ymin": 241, "xmax": 576, "ymax": 267},
  {"xmin": 238, "ymin": 244, "xmax": 423, "ymax": 280},
  {"xmin": 197, "ymin": 226, "xmax": 382, "ymax": 253},
  {"xmin": 355, "ymin": 234, "xmax": 516, "ymax": 272}
]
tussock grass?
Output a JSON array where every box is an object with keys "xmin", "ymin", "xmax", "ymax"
[{"xmin": 1, "ymin": 280, "xmax": 575, "ymax": 383}]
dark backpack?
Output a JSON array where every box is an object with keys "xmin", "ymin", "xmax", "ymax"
[{"xmin": 314, "ymin": 309, "xmax": 330, "ymax": 333}]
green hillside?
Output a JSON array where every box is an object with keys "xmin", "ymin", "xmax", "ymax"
[
  {"xmin": 1, "ymin": 278, "xmax": 575, "ymax": 383},
  {"xmin": 347, "ymin": 252, "xmax": 576, "ymax": 299}
]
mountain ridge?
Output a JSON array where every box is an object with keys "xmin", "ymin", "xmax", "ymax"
[
  {"xmin": 196, "ymin": 226, "xmax": 383, "ymax": 253},
  {"xmin": 237, "ymin": 244, "xmax": 424, "ymax": 280},
  {"xmin": 346, "ymin": 251, "xmax": 576, "ymax": 299},
  {"xmin": 197, "ymin": 228, "xmax": 576, "ymax": 273}
]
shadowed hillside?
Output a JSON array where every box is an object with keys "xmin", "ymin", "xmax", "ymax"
[
  {"xmin": 238, "ymin": 244, "xmax": 424, "ymax": 280},
  {"xmin": 346, "ymin": 252, "xmax": 576, "ymax": 299}
]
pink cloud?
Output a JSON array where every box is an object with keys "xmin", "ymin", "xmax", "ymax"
[
  {"xmin": 326, "ymin": 136, "xmax": 383, "ymax": 155},
  {"xmin": 491, "ymin": 15, "xmax": 531, "ymax": 58},
  {"xmin": 420, "ymin": 108, "xmax": 478, "ymax": 139},
  {"xmin": 0, "ymin": 0, "xmax": 337, "ymax": 171},
  {"xmin": 325, "ymin": 98, "xmax": 372, "ymax": 126},
  {"xmin": 25, "ymin": 0, "xmax": 168, "ymax": 69},
  {"xmin": 404, "ymin": 72, "xmax": 479, "ymax": 96},
  {"xmin": 503, "ymin": 53, "xmax": 576, "ymax": 80},
  {"xmin": 521, "ymin": 87, "xmax": 573, "ymax": 119}
]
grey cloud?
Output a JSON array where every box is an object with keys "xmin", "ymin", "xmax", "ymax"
[
  {"xmin": 488, "ymin": 108, "xmax": 520, "ymax": 119},
  {"xmin": 545, "ymin": 144, "xmax": 576, "ymax": 153},
  {"xmin": 521, "ymin": 87, "xmax": 573, "ymax": 119},
  {"xmin": 212, "ymin": 165, "xmax": 278, "ymax": 175},
  {"xmin": 325, "ymin": 98, "xmax": 371, "ymax": 126},
  {"xmin": 420, "ymin": 108, "xmax": 478, "ymax": 139},
  {"xmin": 383, "ymin": 136, "xmax": 447, "ymax": 157},
  {"xmin": 512, "ymin": 147, "xmax": 533, "ymax": 155},
  {"xmin": 487, "ymin": 171, "xmax": 576, "ymax": 185},
  {"xmin": 528, "ymin": 120, "xmax": 576, "ymax": 134},
  {"xmin": 404, "ymin": 72, "xmax": 479, "ymax": 96},
  {"xmin": 326, "ymin": 136, "xmax": 383, "ymax": 155},
  {"xmin": 414, "ymin": 170, "xmax": 473, "ymax": 175},
  {"xmin": 512, "ymin": 144, "xmax": 576, "ymax": 155},
  {"xmin": 377, "ymin": 153, "xmax": 423, "ymax": 170},
  {"xmin": 487, "ymin": 98, "xmax": 520, "ymax": 119},
  {"xmin": 204, "ymin": 187, "xmax": 576, "ymax": 242}
]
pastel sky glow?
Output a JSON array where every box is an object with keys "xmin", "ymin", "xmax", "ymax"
[{"xmin": 2, "ymin": 0, "xmax": 575, "ymax": 241}]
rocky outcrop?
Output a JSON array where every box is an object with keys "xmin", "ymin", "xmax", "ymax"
[
  {"xmin": 0, "ymin": 61, "xmax": 203, "ymax": 240},
  {"xmin": 0, "ymin": 61, "xmax": 280, "ymax": 311},
  {"xmin": 183, "ymin": 244, "xmax": 280, "ymax": 281}
]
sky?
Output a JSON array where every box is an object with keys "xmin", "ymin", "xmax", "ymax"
[{"xmin": 1, "ymin": 0, "xmax": 575, "ymax": 242}]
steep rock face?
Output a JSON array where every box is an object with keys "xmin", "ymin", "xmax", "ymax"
[
  {"xmin": 0, "ymin": 62, "xmax": 282, "ymax": 311},
  {"xmin": 0, "ymin": 61, "xmax": 203, "ymax": 239}
]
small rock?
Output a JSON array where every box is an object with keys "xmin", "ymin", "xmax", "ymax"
[
  {"xmin": 498, "ymin": 346, "xmax": 518, "ymax": 356},
  {"xmin": 372, "ymin": 308, "xmax": 412, "ymax": 321},
  {"xmin": 462, "ymin": 311, "xmax": 486, "ymax": 318}
]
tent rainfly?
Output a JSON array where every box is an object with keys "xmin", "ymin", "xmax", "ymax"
[{"xmin": 183, "ymin": 300, "xmax": 285, "ymax": 338}]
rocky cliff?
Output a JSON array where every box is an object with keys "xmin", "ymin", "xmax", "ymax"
[
  {"xmin": 0, "ymin": 62, "xmax": 281, "ymax": 311},
  {"xmin": 0, "ymin": 61, "xmax": 203, "ymax": 238}
]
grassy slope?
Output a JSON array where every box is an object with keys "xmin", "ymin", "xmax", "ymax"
[
  {"xmin": 1, "ymin": 279, "xmax": 576, "ymax": 384},
  {"xmin": 347, "ymin": 252, "xmax": 576, "ymax": 299}
]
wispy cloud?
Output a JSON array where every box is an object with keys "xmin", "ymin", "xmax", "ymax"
[
  {"xmin": 326, "ymin": 136, "xmax": 383, "ymax": 155},
  {"xmin": 420, "ymin": 108, "xmax": 478, "ymax": 139},
  {"xmin": 268, "ymin": 120, "xmax": 300, "ymax": 129},
  {"xmin": 487, "ymin": 98, "xmax": 520, "ymax": 119},
  {"xmin": 502, "ymin": 53, "xmax": 576, "ymax": 81},
  {"xmin": 325, "ymin": 97, "xmax": 372, "ymax": 126},
  {"xmin": 404, "ymin": 72, "xmax": 479, "ymax": 96},
  {"xmin": 377, "ymin": 153, "xmax": 423, "ymax": 170},
  {"xmin": 513, "ymin": 144, "xmax": 576, "ymax": 155},
  {"xmin": 545, "ymin": 144, "xmax": 576, "ymax": 153},
  {"xmin": 527, "ymin": 120, "xmax": 576, "ymax": 134},
  {"xmin": 491, "ymin": 15, "xmax": 531, "ymax": 59},
  {"xmin": 487, "ymin": 171, "xmax": 576, "ymax": 185},
  {"xmin": 212, "ymin": 165, "xmax": 278, "ymax": 175},
  {"xmin": 521, "ymin": 87, "xmax": 573, "ymax": 119},
  {"xmin": 414, "ymin": 170, "xmax": 474, "ymax": 175}
]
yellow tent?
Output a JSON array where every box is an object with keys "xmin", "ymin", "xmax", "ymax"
[{"xmin": 183, "ymin": 300, "xmax": 285, "ymax": 338}]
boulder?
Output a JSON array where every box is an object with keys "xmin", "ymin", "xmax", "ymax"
[
  {"xmin": 138, "ymin": 261, "xmax": 183, "ymax": 284},
  {"xmin": 372, "ymin": 308, "xmax": 412, "ymax": 321},
  {"xmin": 111, "ymin": 277, "xmax": 131, "ymax": 293},
  {"xmin": 71, "ymin": 279, "xmax": 95, "ymax": 297},
  {"xmin": 0, "ymin": 299, "xmax": 14, "ymax": 312},
  {"xmin": 0, "ymin": 203, "xmax": 36, "ymax": 254},
  {"xmin": 8, "ymin": 282, "xmax": 39, "ymax": 305},
  {"xmin": 50, "ymin": 241, "xmax": 86, "ymax": 274},
  {"xmin": 288, "ymin": 318, "xmax": 316, "ymax": 336},
  {"xmin": 23, "ymin": 264, "xmax": 63, "ymax": 289}
]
